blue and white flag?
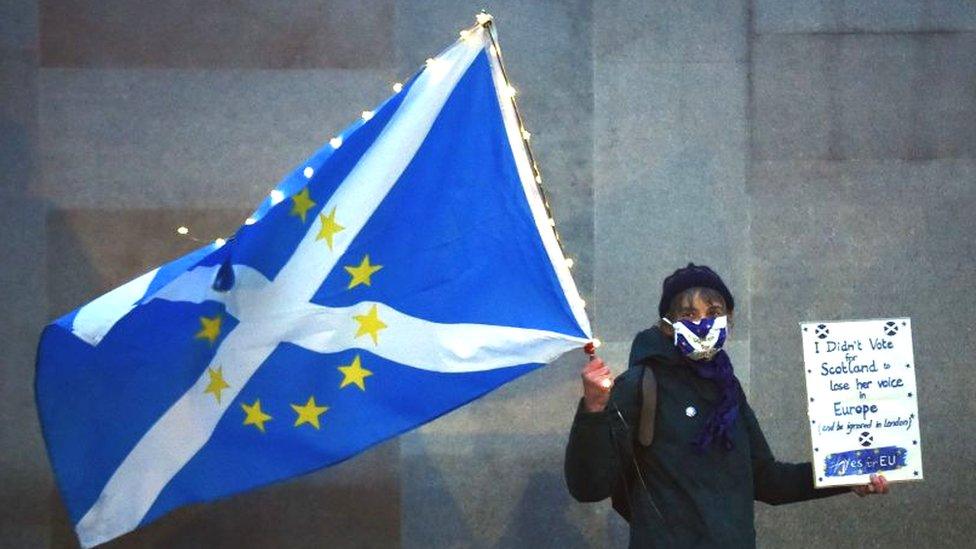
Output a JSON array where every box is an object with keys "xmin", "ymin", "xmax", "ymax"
[{"xmin": 35, "ymin": 21, "xmax": 590, "ymax": 547}]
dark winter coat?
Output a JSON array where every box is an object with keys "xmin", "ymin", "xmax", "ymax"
[{"xmin": 565, "ymin": 326, "xmax": 848, "ymax": 548}]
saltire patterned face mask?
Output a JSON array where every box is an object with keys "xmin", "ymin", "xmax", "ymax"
[{"xmin": 662, "ymin": 315, "xmax": 729, "ymax": 361}]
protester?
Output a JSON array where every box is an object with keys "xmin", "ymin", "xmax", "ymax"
[{"xmin": 564, "ymin": 263, "xmax": 888, "ymax": 548}]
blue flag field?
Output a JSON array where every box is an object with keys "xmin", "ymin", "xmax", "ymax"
[{"xmin": 35, "ymin": 19, "xmax": 591, "ymax": 547}]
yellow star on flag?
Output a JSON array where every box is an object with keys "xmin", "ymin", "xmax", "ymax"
[
  {"xmin": 345, "ymin": 255, "xmax": 383, "ymax": 289},
  {"xmin": 291, "ymin": 396, "xmax": 328, "ymax": 429},
  {"xmin": 241, "ymin": 399, "xmax": 272, "ymax": 433},
  {"xmin": 316, "ymin": 207, "xmax": 345, "ymax": 250},
  {"xmin": 290, "ymin": 188, "xmax": 316, "ymax": 223},
  {"xmin": 204, "ymin": 367, "xmax": 230, "ymax": 403},
  {"xmin": 338, "ymin": 354, "xmax": 373, "ymax": 391},
  {"xmin": 353, "ymin": 304, "xmax": 387, "ymax": 346},
  {"xmin": 195, "ymin": 314, "xmax": 222, "ymax": 344}
]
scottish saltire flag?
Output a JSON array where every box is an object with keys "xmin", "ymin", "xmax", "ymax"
[{"xmin": 35, "ymin": 20, "xmax": 590, "ymax": 547}]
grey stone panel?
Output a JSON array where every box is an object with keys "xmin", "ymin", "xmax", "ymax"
[
  {"xmin": 753, "ymin": 420, "xmax": 970, "ymax": 549},
  {"xmin": 35, "ymin": 67, "xmax": 395, "ymax": 210},
  {"xmin": 596, "ymin": 339, "xmax": 634, "ymax": 375},
  {"xmin": 0, "ymin": 0, "xmax": 37, "ymax": 49},
  {"xmin": 594, "ymin": 59, "xmax": 750, "ymax": 344},
  {"xmin": 0, "ymin": 198, "xmax": 51, "ymax": 549},
  {"xmin": 0, "ymin": 42, "xmax": 49, "ymax": 548},
  {"xmin": 401, "ymin": 432, "xmax": 627, "ymax": 548},
  {"xmin": 753, "ymin": 33, "xmax": 976, "ymax": 162},
  {"xmin": 393, "ymin": 1, "xmax": 591, "ymax": 75},
  {"xmin": 755, "ymin": 0, "xmax": 976, "ymax": 34},
  {"xmin": 394, "ymin": 1, "xmax": 594, "ymax": 297},
  {"xmin": 725, "ymin": 338, "xmax": 751, "ymax": 396},
  {"xmin": 748, "ymin": 159, "xmax": 976, "ymax": 425},
  {"xmin": 595, "ymin": 0, "xmax": 747, "ymax": 63},
  {"xmin": 393, "ymin": 3, "xmax": 482, "ymax": 74},
  {"xmin": 47, "ymin": 440, "xmax": 401, "ymax": 548},
  {"xmin": 0, "ymin": 46, "xmax": 36, "ymax": 194},
  {"xmin": 39, "ymin": 0, "xmax": 394, "ymax": 69}
]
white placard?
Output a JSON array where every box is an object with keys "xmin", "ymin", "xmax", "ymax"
[{"xmin": 799, "ymin": 318, "xmax": 923, "ymax": 488}]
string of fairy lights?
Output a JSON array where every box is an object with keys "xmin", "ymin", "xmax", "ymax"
[{"xmin": 172, "ymin": 11, "xmax": 601, "ymax": 351}]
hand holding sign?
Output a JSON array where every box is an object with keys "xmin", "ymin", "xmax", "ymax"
[
  {"xmin": 800, "ymin": 318, "xmax": 923, "ymax": 488},
  {"xmin": 851, "ymin": 473, "xmax": 890, "ymax": 497}
]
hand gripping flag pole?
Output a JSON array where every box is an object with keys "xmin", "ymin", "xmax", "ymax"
[{"xmin": 36, "ymin": 13, "xmax": 595, "ymax": 547}]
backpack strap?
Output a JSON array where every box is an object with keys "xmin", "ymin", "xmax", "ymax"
[
  {"xmin": 637, "ymin": 365, "xmax": 657, "ymax": 447},
  {"xmin": 609, "ymin": 364, "xmax": 659, "ymax": 523}
]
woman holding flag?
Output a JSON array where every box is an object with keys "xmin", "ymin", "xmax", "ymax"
[{"xmin": 564, "ymin": 263, "xmax": 888, "ymax": 548}]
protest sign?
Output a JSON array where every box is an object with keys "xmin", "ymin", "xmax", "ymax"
[{"xmin": 799, "ymin": 318, "xmax": 923, "ymax": 487}]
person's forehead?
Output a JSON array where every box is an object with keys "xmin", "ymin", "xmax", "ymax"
[{"xmin": 677, "ymin": 289, "xmax": 726, "ymax": 309}]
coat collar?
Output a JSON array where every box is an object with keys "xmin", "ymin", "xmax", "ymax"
[{"xmin": 629, "ymin": 325, "xmax": 682, "ymax": 368}]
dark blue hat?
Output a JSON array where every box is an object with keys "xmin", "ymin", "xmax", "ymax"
[{"xmin": 658, "ymin": 263, "xmax": 735, "ymax": 318}]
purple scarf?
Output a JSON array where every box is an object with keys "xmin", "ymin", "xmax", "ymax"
[{"xmin": 689, "ymin": 350, "xmax": 741, "ymax": 452}]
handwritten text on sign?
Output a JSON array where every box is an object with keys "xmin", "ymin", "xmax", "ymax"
[{"xmin": 799, "ymin": 318, "xmax": 923, "ymax": 488}]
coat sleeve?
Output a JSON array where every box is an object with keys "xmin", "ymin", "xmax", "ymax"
[
  {"xmin": 564, "ymin": 398, "xmax": 619, "ymax": 502},
  {"xmin": 565, "ymin": 332, "xmax": 649, "ymax": 506},
  {"xmin": 741, "ymin": 394, "xmax": 851, "ymax": 505}
]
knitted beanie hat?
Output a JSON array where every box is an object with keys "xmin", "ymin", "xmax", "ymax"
[{"xmin": 658, "ymin": 263, "xmax": 735, "ymax": 318}]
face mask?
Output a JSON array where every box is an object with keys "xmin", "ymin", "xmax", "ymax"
[{"xmin": 662, "ymin": 315, "xmax": 728, "ymax": 361}]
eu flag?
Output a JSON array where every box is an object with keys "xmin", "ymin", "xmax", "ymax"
[{"xmin": 35, "ymin": 19, "xmax": 590, "ymax": 547}]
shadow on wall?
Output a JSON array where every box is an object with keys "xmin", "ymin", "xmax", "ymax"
[
  {"xmin": 493, "ymin": 471, "xmax": 590, "ymax": 549},
  {"xmin": 402, "ymin": 431, "xmax": 608, "ymax": 549},
  {"xmin": 46, "ymin": 440, "xmax": 401, "ymax": 549}
]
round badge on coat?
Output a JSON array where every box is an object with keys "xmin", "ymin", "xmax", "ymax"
[{"xmin": 685, "ymin": 406, "xmax": 697, "ymax": 417}]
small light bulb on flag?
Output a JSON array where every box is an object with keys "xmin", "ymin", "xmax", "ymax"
[
  {"xmin": 214, "ymin": 238, "xmax": 226, "ymax": 248},
  {"xmin": 330, "ymin": 136, "xmax": 343, "ymax": 149},
  {"xmin": 270, "ymin": 189, "xmax": 284, "ymax": 205},
  {"xmin": 176, "ymin": 226, "xmax": 189, "ymax": 235},
  {"xmin": 459, "ymin": 29, "xmax": 470, "ymax": 40},
  {"xmin": 244, "ymin": 217, "xmax": 256, "ymax": 226},
  {"xmin": 505, "ymin": 85, "xmax": 517, "ymax": 98},
  {"xmin": 303, "ymin": 166, "xmax": 314, "ymax": 178},
  {"xmin": 361, "ymin": 110, "xmax": 374, "ymax": 121},
  {"xmin": 592, "ymin": 338, "xmax": 602, "ymax": 349},
  {"xmin": 535, "ymin": 174, "xmax": 542, "ymax": 183},
  {"xmin": 425, "ymin": 57, "xmax": 448, "ymax": 80},
  {"xmin": 393, "ymin": 82, "xmax": 403, "ymax": 93},
  {"xmin": 548, "ymin": 218, "xmax": 556, "ymax": 227},
  {"xmin": 565, "ymin": 257, "xmax": 574, "ymax": 269},
  {"xmin": 521, "ymin": 129, "xmax": 531, "ymax": 141},
  {"xmin": 476, "ymin": 12, "xmax": 493, "ymax": 25}
]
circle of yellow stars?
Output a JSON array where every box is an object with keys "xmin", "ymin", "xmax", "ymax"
[{"xmin": 190, "ymin": 183, "xmax": 392, "ymax": 435}]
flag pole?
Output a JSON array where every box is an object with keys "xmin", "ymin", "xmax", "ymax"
[
  {"xmin": 477, "ymin": 13, "xmax": 563, "ymax": 252},
  {"xmin": 476, "ymin": 12, "xmax": 598, "ymax": 352}
]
